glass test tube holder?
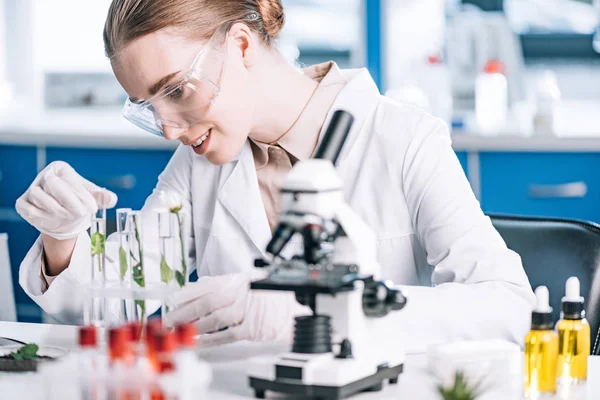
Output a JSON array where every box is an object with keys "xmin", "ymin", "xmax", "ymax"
[{"xmin": 83, "ymin": 210, "xmax": 177, "ymax": 331}]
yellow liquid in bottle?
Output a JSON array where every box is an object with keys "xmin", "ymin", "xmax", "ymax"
[
  {"xmin": 524, "ymin": 329, "xmax": 558, "ymax": 396},
  {"xmin": 556, "ymin": 318, "xmax": 590, "ymax": 383}
]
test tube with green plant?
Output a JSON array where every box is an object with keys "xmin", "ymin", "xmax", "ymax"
[
  {"xmin": 88, "ymin": 208, "xmax": 107, "ymax": 327},
  {"xmin": 160, "ymin": 191, "xmax": 188, "ymax": 287},
  {"xmin": 116, "ymin": 208, "xmax": 133, "ymax": 321},
  {"xmin": 128, "ymin": 211, "xmax": 147, "ymax": 324},
  {"xmin": 158, "ymin": 208, "xmax": 176, "ymax": 317}
]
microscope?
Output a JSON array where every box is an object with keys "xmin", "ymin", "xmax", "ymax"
[{"xmin": 247, "ymin": 110, "xmax": 408, "ymax": 399}]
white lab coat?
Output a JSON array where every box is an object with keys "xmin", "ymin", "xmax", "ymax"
[{"xmin": 20, "ymin": 68, "xmax": 535, "ymax": 352}]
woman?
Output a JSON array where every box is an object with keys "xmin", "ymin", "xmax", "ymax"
[{"xmin": 15, "ymin": 0, "xmax": 534, "ymax": 351}]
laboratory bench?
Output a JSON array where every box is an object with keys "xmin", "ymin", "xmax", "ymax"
[
  {"xmin": 453, "ymin": 132, "xmax": 600, "ymax": 223},
  {"xmin": 3, "ymin": 106, "xmax": 600, "ymax": 322},
  {"xmin": 1, "ymin": 321, "xmax": 599, "ymax": 399}
]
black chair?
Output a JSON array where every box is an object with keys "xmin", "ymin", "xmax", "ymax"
[{"xmin": 488, "ymin": 214, "xmax": 600, "ymax": 354}]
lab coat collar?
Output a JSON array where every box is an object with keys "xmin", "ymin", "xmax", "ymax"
[
  {"xmin": 215, "ymin": 68, "xmax": 381, "ymax": 258},
  {"xmin": 249, "ymin": 61, "xmax": 347, "ymax": 169},
  {"xmin": 315, "ymin": 68, "xmax": 381, "ymax": 165},
  {"xmin": 217, "ymin": 142, "xmax": 271, "ymax": 258}
]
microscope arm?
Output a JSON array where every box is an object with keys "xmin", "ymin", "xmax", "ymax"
[{"xmin": 332, "ymin": 202, "xmax": 382, "ymax": 280}]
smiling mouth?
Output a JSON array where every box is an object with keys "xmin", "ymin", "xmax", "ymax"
[{"xmin": 191, "ymin": 130, "xmax": 211, "ymax": 148}]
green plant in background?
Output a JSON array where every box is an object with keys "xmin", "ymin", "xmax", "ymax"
[
  {"xmin": 9, "ymin": 344, "xmax": 40, "ymax": 361},
  {"xmin": 90, "ymin": 232, "xmax": 105, "ymax": 272},
  {"xmin": 438, "ymin": 371, "xmax": 483, "ymax": 400}
]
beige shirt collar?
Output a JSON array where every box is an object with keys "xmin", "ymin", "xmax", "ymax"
[{"xmin": 250, "ymin": 61, "xmax": 347, "ymax": 169}]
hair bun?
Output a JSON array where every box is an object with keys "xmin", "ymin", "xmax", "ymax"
[{"xmin": 256, "ymin": 0, "xmax": 285, "ymax": 39}]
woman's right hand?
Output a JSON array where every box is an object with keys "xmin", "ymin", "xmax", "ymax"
[{"xmin": 15, "ymin": 161, "xmax": 118, "ymax": 240}]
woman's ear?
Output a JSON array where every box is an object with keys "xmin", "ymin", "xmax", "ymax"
[{"xmin": 227, "ymin": 22, "xmax": 259, "ymax": 68}]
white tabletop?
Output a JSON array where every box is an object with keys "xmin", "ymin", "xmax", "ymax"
[{"xmin": 0, "ymin": 321, "xmax": 599, "ymax": 399}]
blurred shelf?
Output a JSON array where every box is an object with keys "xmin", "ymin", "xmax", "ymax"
[
  {"xmin": 0, "ymin": 107, "xmax": 177, "ymax": 149},
  {"xmin": 452, "ymin": 132, "xmax": 600, "ymax": 152}
]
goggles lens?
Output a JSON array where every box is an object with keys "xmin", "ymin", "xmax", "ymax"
[{"xmin": 122, "ymin": 24, "xmax": 229, "ymax": 137}]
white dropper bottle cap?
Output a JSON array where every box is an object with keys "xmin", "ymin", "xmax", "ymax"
[
  {"xmin": 534, "ymin": 286, "xmax": 552, "ymax": 313},
  {"xmin": 564, "ymin": 277, "xmax": 584, "ymax": 302}
]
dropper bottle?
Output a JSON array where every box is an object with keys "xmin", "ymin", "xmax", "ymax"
[
  {"xmin": 524, "ymin": 286, "xmax": 558, "ymax": 397},
  {"xmin": 556, "ymin": 277, "xmax": 590, "ymax": 384}
]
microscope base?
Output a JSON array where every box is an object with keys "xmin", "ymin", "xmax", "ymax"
[{"xmin": 249, "ymin": 363, "xmax": 403, "ymax": 400}]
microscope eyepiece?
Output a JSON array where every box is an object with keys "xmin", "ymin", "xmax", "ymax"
[{"xmin": 313, "ymin": 110, "xmax": 354, "ymax": 165}]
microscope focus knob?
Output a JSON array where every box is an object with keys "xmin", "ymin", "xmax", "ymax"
[
  {"xmin": 389, "ymin": 288, "xmax": 408, "ymax": 311},
  {"xmin": 336, "ymin": 339, "xmax": 354, "ymax": 359},
  {"xmin": 363, "ymin": 280, "xmax": 407, "ymax": 317},
  {"xmin": 254, "ymin": 259, "xmax": 270, "ymax": 268}
]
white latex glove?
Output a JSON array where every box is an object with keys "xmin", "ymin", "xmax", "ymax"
[
  {"xmin": 164, "ymin": 270, "xmax": 312, "ymax": 347},
  {"xmin": 15, "ymin": 161, "xmax": 118, "ymax": 240}
]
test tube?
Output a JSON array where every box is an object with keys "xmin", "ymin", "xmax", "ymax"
[
  {"xmin": 158, "ymin": 209, "xmax": 175, "ymax": 275},
  {"xmin": 116, "ymin": 208, "xmax": 133, "ymax": 321},
  {"xmin": 88, "ymin": 208, "xmax": 107, "ymax": 328},
  {"xmin": 128, "ymin": 211, "xmax": 147, "ymax": 324},
  {"xmin": 174, "ymin": 210, "xmax": 189, "ymax": 287},
  {"xmin": 158, "ymin": 209, "xmax": 176, "ymax": 318}
]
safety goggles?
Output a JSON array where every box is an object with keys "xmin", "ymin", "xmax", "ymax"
[{"xmin": 122, "ymin": 22, "xmax": 234, "ymax": 137}]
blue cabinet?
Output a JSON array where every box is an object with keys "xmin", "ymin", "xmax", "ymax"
[
  {"xmin": 0, "ymin": 145, "xmax": 40, "ymax": 321},
  {"xmin": 0, "ymin": 144, "xmax": 175, "ymax": 322},
  {"xmin": 0, "ymin": 221, "xmax": 42, "ymax": 322},
  {"xmin": 455, "ymin": 151, "xmax": 468, "ymax": 176},
  {"xmin": 0, "ymin": 146, "xmax": 37, "ymax": 207},
  {"xmin": 46, "ymin": 147, "xmax": 174, "ymax": 216},
  {"xmin": 480, "ymin": 152, "xmax": 600, "ymax": 222}
]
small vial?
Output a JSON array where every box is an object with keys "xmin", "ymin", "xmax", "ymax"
[
  {"xmin": 145, "ymin": 318, "xmax": 163, "ymax": 372},
  {"xmin": 524, "ymin": 286, "xmax": 558, "ymax": 397},
  {"xmin": 108, "ymin": 326, "xmax": 135, "ymax": 399},
  {"xmin": 151, "ymin": 330, "xmax": 178, "ymax": 400},
  {"xmin": 127, "ymin": 321, "xmax": 154, "ymax": 400},
  {"xmin": 556, "ymin": 277, "xmax": 590, "ymax": 384},
  {"xmin": 127, "ymin": 322, "xmax": 143, "ymax": 358},
  {"xmin": 156, "ymin": 330, "xmax": 177, "ymax": 373},
  {"xmin": 78, "ymin": 326, "xmax": 105, "ymax": 400},
  {"xmin": 175, "ymin": 324, "xmax": 202, "ymax": 400},
  {"xmin": 109, "ymin": 326, "xmax": 132, "ymax": 365}
]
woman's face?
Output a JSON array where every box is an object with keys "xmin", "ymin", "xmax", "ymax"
[{"xmin": 113, "ymin": 24, "xmax": 257, "ymax": 165}]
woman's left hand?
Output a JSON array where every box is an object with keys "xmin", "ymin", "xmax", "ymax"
[{"xmin": 164, "ymin": 270, "xmax": 311, "ymax": 347}]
